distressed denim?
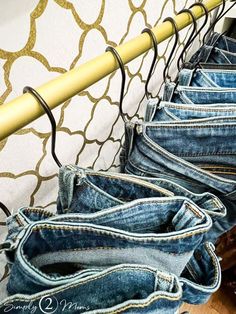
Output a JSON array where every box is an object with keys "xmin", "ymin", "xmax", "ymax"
[
  {"xmin": 0, "ymin": 265, "xmax": 183, "ymax": 314},
  {"xmin": 190, "ymin": 33, "xmax": 236, "ymax": 64},
  {"xmin": 145, "ymin": 101, "xmax": 236, "ymax": 122},
  {"xmin": 55, "ymin": 165, "xmax": 225, "ymax": 220},
  {"xmin": 163, "ymin": 82, "xmax": 236, "ymax": 104},
  {"xmin": 5, "ymin": 196, "xmax": 212, "ymax": 295},
  {"xmin": 178, "ymin": 68, "xmax": 236, "ymax": 88},
  {"xmin": 123, "ymin": 119, "xmax": 236, "ymax": 243},
  {"xmin": 0, "ymin": 241, "xmax": 220, "ymax": 313}
]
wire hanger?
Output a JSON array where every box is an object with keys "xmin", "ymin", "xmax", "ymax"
[
  {"xmin": 162, "ymin": 17, "xmax": 179, "ymax": 83},
  {"xmin": 186, "ymin": 2, "xmax": 209, "ymax": 50},
  {"xmin": 106, "ymin": 46, "xmax": 127, "ymax": 123},
  {"xmin": 202, "ymin": 0, "xmax": 226, "ymax": 44},
  {"xmin": 23, "ymin": 86, "xmax": 62, "ymax": 168},
  {"xmin": 0, "ymin": 201, "xmax": 11, "ymax": 218},
  {"xmin": 176, "ymin": 8, "xmax": 198, "ymax": 71},
  {"xmin": 141, "ymin": 28, "xmax": 158, "ymax": 99}
]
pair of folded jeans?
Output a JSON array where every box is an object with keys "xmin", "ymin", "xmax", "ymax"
[
  {"xmin": 1, "ymin": 165, "xmax": 221, "ymax": 313},
  {"xmin": 1, "ymin": 206, "xmax": 219, "ymax": 314},
  {"xmin": 145, "ymin": 100, "xmax": 236, "ymax": 122},
  {"xmin": 0, "ymin": 240, "xmax": 220, "ymax": 314},
  {"xmin": 123, "ymin": 117, "xmax": 236, "ymax": 243},
  {"xmin": 189, "ymin": 32, "xmax": 236, "ymax": 64}
]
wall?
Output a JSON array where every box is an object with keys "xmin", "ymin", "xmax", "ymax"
[{"xmin": 0, "ymin": 0, "xmax": 207, "ymax": 297}]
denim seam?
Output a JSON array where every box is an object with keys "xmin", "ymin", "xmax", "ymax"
[
  {"xmin": 101, "ymin": 293, "xmax": 181, "ymax": 314},
  {"xmin": 145, "ymin": 124, "xmax": 236, "ymax": 129},
  {"xmin": 197, "ymin": 71, "xmax": 219, "ymax": 88},
  {"xmin": 184, "ymin": 243, "xmax": 220, "ymax": 290},
  {"xmin": 83, "ymin": 180, "xmax": 125, "ymax": 205},
  {"xmin": 141, "ymin": 131, "xmax": 236, "ymax": 187},
  {"xmin": 4, "ymin": 266, "xmax": 159, "ymax": 301},
  {"xmin": 163, "ymin": 104, "xmax": 236, "ymax": 112},
  {"xmin": 30, "ymin": 224, "xmax": 210, "ymax": 240},
  {"xmin": 81, "ymin": 171, "xmax": 171, "ymax": 196},
  {"xmin": 164, "ymin": 108, "xmax": 180, "ymax": 121}
]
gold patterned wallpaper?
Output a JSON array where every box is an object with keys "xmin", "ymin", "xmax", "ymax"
[{"xmin": 0, "ymin": 0, "xmax": 210, "ymax": 297}]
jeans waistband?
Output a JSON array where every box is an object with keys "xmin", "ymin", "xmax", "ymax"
[
  {"xmin": 163, "ymin": 82, "xmax": 236, "ymax": 104},
  {"xmin": 0, "ymin": 264, "xmax": 182, "ymax": 314},
  {"xmin": 148, "ymin": 101, "xmax": 236, "ymax": 122},
  {"xmin": 178, "ymin": 68, "xmax": 236, "ymax": 88},
  {"xmin": 58, "ymin": 165, "xmax": 172, "ymax": 214},
  {"xmin": 7, "ymin": 210, "xmax": 211, "ymax": 295}
]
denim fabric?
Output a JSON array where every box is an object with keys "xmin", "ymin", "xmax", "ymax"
[
  {"xmin": 178, "ymin": 68, "xmax": 236, "ymax": 88},
  {"xmin": 145, "ymin": 101, "xmax": 236, "ymax": 122},
  {"xmin": 55, "ymin": 165, "xmax": 225, "ymax": 220},
  {"xmin": 123, "ymin": 120, "xmax": 236, "ymax": 243},
  {"xmin": 57, "ymin": 165, "xmax": 173, "ymax": 214},
  {"xmin": 0, "ymin": 242, "xmax": 220, "ymax": 313},
  {"xmin": 163, "ymin": 82, "xmax": 236, "ymax": 104},
  {"xmin": 189, "ymin": 33, "xmax": 236, "ymax": 64},
  {"xmin": 6, "ymin": 197, "xmax": 212, "ymax": 294},
  {"xmin": 0, "ymin": 265, "xmax": 182, "ymax": 314}
]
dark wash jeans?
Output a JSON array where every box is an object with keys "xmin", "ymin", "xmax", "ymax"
[
  {"xmin": 163, "ymin": 82, "xmax": 236, "ymax": 104},
  {"xmin": 2, "ymin": 216, "xmax": 219, "ymax": 312},
  {"xmin": 122, "ymin": 119, "xmax": 236, "ymax": 244},
  {"xmin": 6, "ymin": 198, "xmax": 212, "ymax": 295},
  {"xmin": 145, "ymin": 100, "xmax": 236, "ymax": 122},
  {"xmin": 55, "ymin": 165, "xmax": 225, "ymax": 220},
  {"xmin": 0, "ymin": 240, "xmax": 221, "ymax": 314},
  {"xmin": 189, "ymin": 32, "xmax": 236, "ymax": 64},
  {"xmin": 178, "ymin": 68, "xmax": 236, "ymax": 88}
]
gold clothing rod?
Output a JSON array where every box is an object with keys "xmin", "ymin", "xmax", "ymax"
[{"xmin": 0, "ymin": 0, "xmax": 224, "ymax": 141}]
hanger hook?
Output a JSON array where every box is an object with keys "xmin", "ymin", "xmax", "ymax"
[
  {"xmin": 141, "ymin": 28, "xmax": 158, "ymax": 99},
  {"xmin": 202, "ymin": 0, "xmax": 226, "ymax": 44},
  {"xmin": 106, "ymin": 46, "xmax": 127, "ymax": 123},
  {"xmin": 185, "ymin": 2, "xmax": 209, "ymax": 53},
  {"xmin": 176, "ymin": 8, "xmax": 198, "ymax": 71},
  {"xmin": 162, "ymin": 17, "xmax": 179, "ymax": 83},
  {"xmin": 23, "ymin": 86, "xmax": 62, "ymax": 168},
  {"xmin": 0, "ymin": 201, "xmax": 11, "ymax": 218}
]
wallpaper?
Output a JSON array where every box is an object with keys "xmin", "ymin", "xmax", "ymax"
[{"xmin": 0, "ymin": 0, "xmax": 210, "ymax": 299}]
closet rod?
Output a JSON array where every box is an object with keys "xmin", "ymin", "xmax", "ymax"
[{"xmin": 0, "ymin": 0, "xmax": 225, "ymax": 141}]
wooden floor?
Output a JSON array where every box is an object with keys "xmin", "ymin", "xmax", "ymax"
[{"xmin": 181, "ymin": 287, "xmax": 236, "ymax": 314}]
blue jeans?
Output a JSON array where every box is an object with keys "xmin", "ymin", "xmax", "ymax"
[
  {"xmin": 123, "ymin": 119, "xmax": 236, "ymax": 244},
  {"xmin": 163, "ymin": 82, "xmax": 236, "ymax": 104},
  {"xmin": 145, "ymin": 100, "xmax": 236, "ymax": 122},
  {"xmin": 0, "ymin": 241, "xmax": 221, "ymax": 314},
  {"xmin": 5, "ymin": 195, "xmax": 212, "ymax": 295},
  {"xmin": 56, "ymin": 165, "xmax": 225, "ymax": 220},
  {"xmin": 190, "ymin": 32, "xmax": 236, "ymax": 64},
  {"xmin": 178, "ymin": 68, "xmax": 236, "ymax": 88}
]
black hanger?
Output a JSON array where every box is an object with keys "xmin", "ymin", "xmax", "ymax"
[
  {"xmin": 106, "ymin": 46, "xmax": 127, "ymax": 123},
  {"xmin": 177, "ymin": 3, "xmax": 209, "ymax": 71},
  {"xmin": 187, "ymin": 2, "xmax": 209, "ymax": 46},
  {"xmin": 23, "ymin": 86, "xmax": 62, "ymax": 168},
  {"xmin": 0, "ymin": 201, "xmax": 11, "ymax": 218},
  {"xmin": 202, "ymin": 0, "xmax": 226, "ymax": 44},
  {"xmin": 141, "ymin": 28, "xmax": 158, "ymax": 99},
  {"xmin": 162, "ymin": 17, "xmax": 179, "ymax": 83},
  {"xmin": 177, "ymin": 8, "xmax": 198, "ymax": 71}
]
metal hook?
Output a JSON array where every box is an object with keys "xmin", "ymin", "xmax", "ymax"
[
  {"xmin": 23, "ymin": 86, "xmax": 62, "ymax": 168},
  {"xmin": 162, "ymin": 17, "xmax": 179, "ymax": 83},
  {"xmin": 106, "ymin": 46, "xmax": 127, "ymax": 123},
  {"xmin": 0, "ymin": 201, "xmax": 11, "ymax": 218},
  {"xmin": 141, "ymin": 28, "xmax": 158, "ymax": 99},
  {"xmin": 202, "ymin": 0, "xmax": 226, "ymax": 44},
  {"xmin": 177, "ymin": 9, "xmax": 198, "ymax": 71},
  {"xmin": 187, "ymin": 2, "xmax": 209, "ymax": 46}
]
